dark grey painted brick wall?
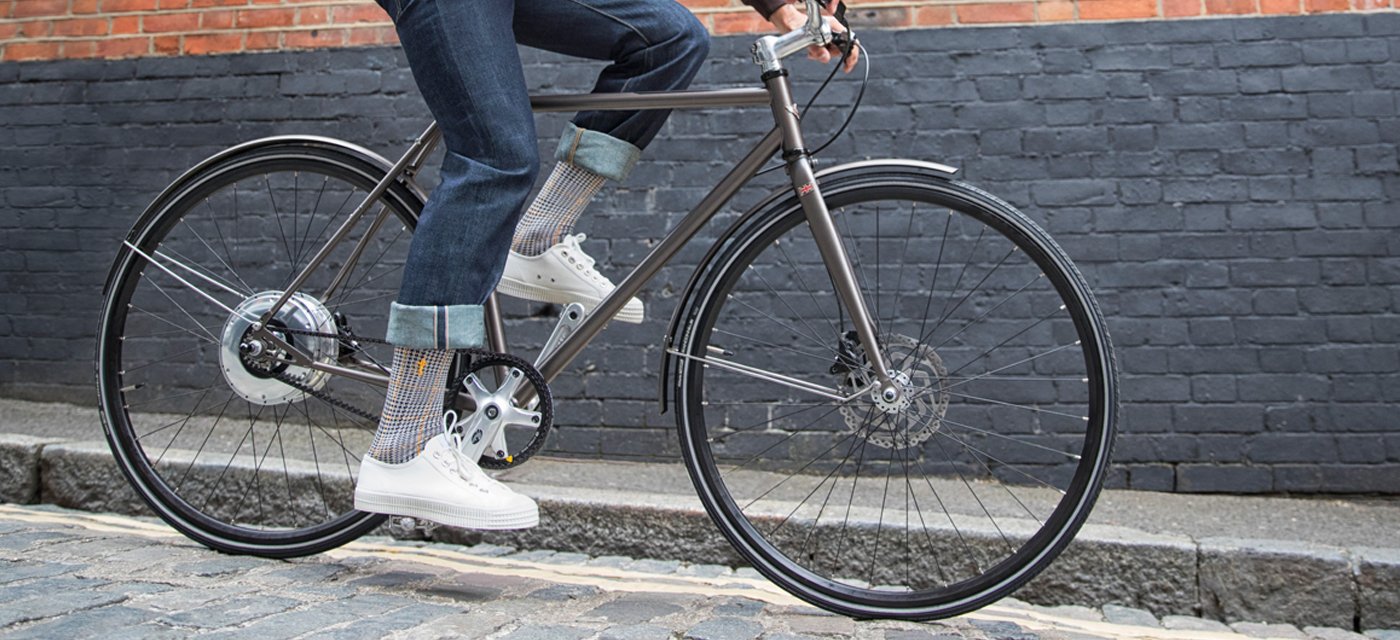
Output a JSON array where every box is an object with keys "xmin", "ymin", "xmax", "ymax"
[{"xmin": 1, "ymin": 13, "xmax": 1397, "ymax": 493}]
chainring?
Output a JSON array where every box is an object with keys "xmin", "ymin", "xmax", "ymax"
[{"xmin": 451, "ymin": 353, "xmax": 554, "ymax": 470}]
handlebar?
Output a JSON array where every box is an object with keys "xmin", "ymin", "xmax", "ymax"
[{"xmin": 750, "ymin": 0, "xmax": 853, "ymax": 73}]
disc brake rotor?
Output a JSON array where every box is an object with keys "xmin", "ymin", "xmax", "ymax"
[{"xmin": 837, "ymin": 334, "xmax": 950, "ymax": 449}]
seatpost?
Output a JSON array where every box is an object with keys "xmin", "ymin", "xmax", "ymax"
[{"xmin": 751, "ymin": 7, "xmax": 903, "ymax": 404}]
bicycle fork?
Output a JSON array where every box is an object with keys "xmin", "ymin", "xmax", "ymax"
[{"xmin": 761, "ymin": 69, "xmax": 903, "ymax": 405}]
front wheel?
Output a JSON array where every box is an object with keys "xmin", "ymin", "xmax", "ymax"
[{"xmin": 674, "ymin": 173, "xmax": 1118, "ymax": 619}]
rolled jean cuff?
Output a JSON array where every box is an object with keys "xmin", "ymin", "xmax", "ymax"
[
  {"xmin": 385, "ymin": 302, "xmax": 485, "ymax": 350},
  {"xmin": 555, "ymin": 122, "xmax": 642, "ymax": 182}
]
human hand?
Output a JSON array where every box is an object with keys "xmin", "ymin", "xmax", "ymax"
[{"xmin": 767, "ymin": 2, "xmax": 859, "ymax": 73}]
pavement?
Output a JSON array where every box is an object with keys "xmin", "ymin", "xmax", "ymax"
[
  {"xmin": 0, "ymin": 502, "xmax": 1393, "ymax": 640},
  {"xmin": 2, "ymin": 398, "xmax": 1399, "ymax": 636}
]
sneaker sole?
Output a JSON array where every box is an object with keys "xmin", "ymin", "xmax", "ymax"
[
  {"xmin": 354, "ymin": 489, "xmax": 539, "ymax": 530},
  {"xmin": 496, "ymin": 276, "xmax": 644, "ymax": 324}
]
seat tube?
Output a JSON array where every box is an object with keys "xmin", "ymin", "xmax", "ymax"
[{"xmin": 762, "ymin": 70, "xmax": 900, "ymax": 398}]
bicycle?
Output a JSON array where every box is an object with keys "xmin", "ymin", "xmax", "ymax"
[{"xmin": 95, "ymin": 0, "xmax": 1118, "ymax": 620}]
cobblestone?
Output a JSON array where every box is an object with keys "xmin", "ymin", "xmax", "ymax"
[
  {"xmin": 685, "ymin": 617, "xmax": 765, "ymax": 640},
  {"xmin": 1306, "ymin": 627, "xmax": 1372, "ymax": 640},
  {"xmin": 1163, "ymin": 615, "xmax": 1235, "ymax": 632},
  {"xmin": 1232, "ymin": 621, "xmax": 1307, "ymax": 638},
  {"xmin": 0, "ymin": 504, "xmax": 1381, "ymax": 640},
  {"xmin": 1101, "ymin": 604, "xmax": 1158, "ymax": 627}
]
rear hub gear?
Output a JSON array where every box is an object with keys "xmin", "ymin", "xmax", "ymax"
[{"xmin": 221, "ymin": 291, "xmax": 337, "ymax": 406}]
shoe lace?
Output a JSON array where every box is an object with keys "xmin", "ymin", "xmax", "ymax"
[
  {"xmin": 440, "ymin": 410, "xmax": 476, "ymax": 482},
  {"xmin": 440, "ymin": 410, "xmax": 502, "ymax": 491},
  {"xmin": 559, "ymin": 233, "xmax": 612, "ymax": 288}
]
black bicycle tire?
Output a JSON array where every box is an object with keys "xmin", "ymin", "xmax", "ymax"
[
  {"xmin": 95, "ymin": 141, "xmax": 429, "ymax": 558},
  {"xmin": 674, "ymin": 174, "xmax": 1119, "ymax": 619}
]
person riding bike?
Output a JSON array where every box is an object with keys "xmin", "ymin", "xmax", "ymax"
[{"xmin": 353, "ymin": 0, "xmax": 859, "ymax": 530}]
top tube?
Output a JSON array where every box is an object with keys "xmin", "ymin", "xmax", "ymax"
[{"xmin": 528, "ymin": 88, "xmax": 771, "ymax": 113}]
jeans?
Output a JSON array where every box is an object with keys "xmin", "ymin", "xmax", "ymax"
[{"xmin": 374, "ymin": 0, "xmax": 711, "ymax": 349}]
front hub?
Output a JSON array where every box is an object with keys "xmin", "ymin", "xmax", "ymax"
[{"xmin": 837, "ymin": 334, "xmax": 951, "ymax": 449}]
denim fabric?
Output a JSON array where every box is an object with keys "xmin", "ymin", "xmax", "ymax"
[
  {"xmin": 376, "ymin": 0, "xmax": 710, "ymax": 348},
  {"xmin": 555, "ymin": 122, "xmax": 641, "ymax": 182},
  {"xmin": 384, "ymin": 302, "xmax": 484, "ymax": 350}
]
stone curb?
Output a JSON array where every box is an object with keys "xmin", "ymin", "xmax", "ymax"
[{"xmin": 3, "ymin": 435, "xmax": 1396, "ymax": 631}]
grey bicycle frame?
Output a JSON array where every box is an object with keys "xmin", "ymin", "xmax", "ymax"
[{"xmin": 250, "ymin": 23, "xmax": 902, "ymax": 403}]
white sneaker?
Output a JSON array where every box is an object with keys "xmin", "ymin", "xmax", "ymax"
[
  {"xmin": 498, "ymin": 233, "xmax": 644, "ymax": 324},
  {"xmin": 354, "ymin": 418, "xmax": 538, "ymax": 530}
]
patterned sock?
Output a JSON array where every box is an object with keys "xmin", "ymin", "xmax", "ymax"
[
  {"xmin": 367, "ymin": 347, "xmax": 453, "ymax": 463},
  {"xmin": 511, "ymin": 160, "xmax": 607, "ymax": 257}
]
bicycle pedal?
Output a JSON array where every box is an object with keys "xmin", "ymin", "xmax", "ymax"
[{"xmin": 387, "ymin": 516, "xmax": 440, "ymax": 538}]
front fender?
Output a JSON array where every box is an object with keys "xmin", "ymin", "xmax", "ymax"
[{"xmin": 656, "ymin": 158, "xmax": 959, "ymax": 413}]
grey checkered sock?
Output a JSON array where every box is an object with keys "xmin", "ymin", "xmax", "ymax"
[
  {"xmin": 512, "ymin": 161, "xmax": 606, "ymax": 257},
  {"xmin": 367, "ymin": 347, "xmax": 452, "ymax": 464}
]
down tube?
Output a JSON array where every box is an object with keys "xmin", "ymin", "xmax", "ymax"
[{"xmin": 532, "ymin": 128, "xmax": 784, "ymax": 386}]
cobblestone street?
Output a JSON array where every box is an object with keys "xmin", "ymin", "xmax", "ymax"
[{"xmin": 0, "ymin": 503, "xmax": 1389, "ymax": 640}]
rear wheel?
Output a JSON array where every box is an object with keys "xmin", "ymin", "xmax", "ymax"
[
  {"xmin": 675, "ymin": 174, "xmax": 1117, "ymax": 619},
  {"xmin": 96, "ymin": 141, "xmax": 425, "ymax": 557}
]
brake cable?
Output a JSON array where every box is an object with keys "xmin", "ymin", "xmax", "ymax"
[{"xmin": 756, "ymin": 0, "xmax": 869, "ymax": 177}]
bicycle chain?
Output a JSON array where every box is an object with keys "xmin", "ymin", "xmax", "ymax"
[{"xmin": 266, "ymin": 326, "xmax": 548, "ymax": 431}]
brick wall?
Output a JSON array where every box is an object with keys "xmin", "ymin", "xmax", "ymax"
[
  {"xmin": 1, "ymin": 12, "xmax": 1398, "ymax": 493},
  {"xmin": 1, "ymin": 0, "xmax": 1396, "ymax": 61}
]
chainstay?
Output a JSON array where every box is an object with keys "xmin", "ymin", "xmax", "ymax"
[{"xmin": 269, "ymin": 326, "xmax": 545, "ymax": 425}]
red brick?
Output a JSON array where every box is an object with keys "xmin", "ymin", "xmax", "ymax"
[
  {"xmin": 152, "ymin": 34, "xmax": 179, "ymax": 53},
  {"xmin": 143, "ymin": 11, "xmax": 201, "ymax": 31},
  {"xmin": 1353, "ymin": 0, "xmax": 1389, "ymax": 8},
  {"xmin": 53, "ymin": 17, "xmax": 109, "ymax": 36},
  {"xmin": 96, "ymin": 35, "xmax": 149, "ymax": 57},
  {"xmin": 1259, "ymin": 0, "xmax": 1300, "ymax": 10},
  {"xmin": 1163, "ymin": 0, "xmax": 1204, "ymax": 15},
  {"xmin": 183, "ymin": 31, "xmax": 240, "ymax": 53},
  {"xmin": 914, "ymin": 4, "xmax": 953, "ymax": 24},
  {"xmin": 61, "ymin": 39, "xmax": 99, "ymax": 57},
  {"xmin": 1206, "ymin": 0, "xmax": 1257, "ymax": 13},
  {"xmin": 295, "ymin": 5, "xmax": 326, "ymax": 24},
  {"xmin": 710, "ymin": 9, "xmax": 766, "ymax": 33},
  {"xmin": 199, "ymin": 9, "xmax": 231, "ymax": 26},
  {"xmin": 1078, "ymin": 0, "xmax": 1158, "ymax": 19},
  {"xmin": 0, "ymin": 1, "xmax": 11, "ymax": 19},
  {"xmin": 844, "ymin": 6, "xmax": 911, "ymax": 26},
  {"xmin": 1304, "ymin": 0, "xmax": 1347, "ymax": 10},
  {"xmin": 11, "ymin": 0, "xmax": 68, "ymax": 18},
  {"xmin": 157, "ymin": 0, "xmax": 188, "ymax": 8},
  {"xmin": 3, "ymin": 40, "xmax": 61, "ymax": 60},
  {"xmin": 956, "ymin": 2, "xmax": 1036, "ymax": 23},
  {"xmin": 284, "ymin": 27, "xmax": 346, "ymax": 47},
  {"xmin": 332, "ymin": 3, "xmax": 390, "ymax": 23},
  {"xmin": 191, "ymin": 0, "xmax": 246, "ymax": 7},
  {"xmin": 102, "ymin": 0, "xmax": 157, "ymax": 11},
  {"xmin": 245, "ymin": 29, "xmax": 278, "ymax": 48},
  {"xmin": 347, "ymin": 23, "xmax": 397, "ymax": 45},
  {"xmin": 1038, "ymin": 0, "xmax": 1076, "ymax": 20},
  {"xmin": 110, "ymin": 14, "xmax": 139, "ymax": 32},
  {"xmin": 0, "ymin": 22, "xmax": 17, "ymax": 39},
  {"xmin": 71, "ymin": 0, "xmax": 100, "ymax": 13},
  {"xmin": 17, "ymin": 19, "xmax": 51, "ymax": 36},
  {"xmin": 236, "ymin": 6, "xmax": 295, "ymax": 27}
]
